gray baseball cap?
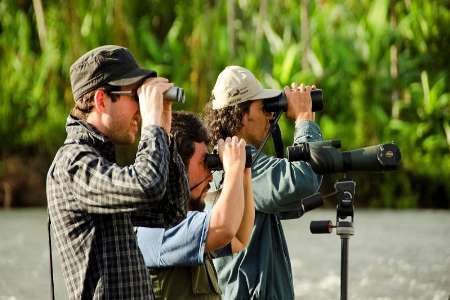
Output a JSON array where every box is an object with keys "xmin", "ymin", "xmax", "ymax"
[
  {"xmin": 211, "ymin": 66, "xmax": 281, "ymax": 110},
  {"xmin": 70, "ymin": 45, "xmax": 156, "ymax": 100}
]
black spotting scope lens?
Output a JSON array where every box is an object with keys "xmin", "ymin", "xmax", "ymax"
[
  {"xmin": 287, "ymin": 141, "xmax": 401, "ymax": 174},
  {"xmin": 263, "ymin": 89, "xmax": 324, "ymax": 112},
  {"xmin": 164, "ymin": 86, "xmax": 185, "ymax": 103}
]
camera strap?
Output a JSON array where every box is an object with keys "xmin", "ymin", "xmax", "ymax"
[
  {"xmin": 48, "ymin": 215, "xmax": 56, "ymax": 300},
  {"xmin": 252, "ymin": 111, "xmax": 284, "ymax": 163},
  {"xmin": 271, "ymin": 122, "xmax": 284, "ymax": 158}
]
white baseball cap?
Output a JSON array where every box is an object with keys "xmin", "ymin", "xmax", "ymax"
[{"xmin": 211, "ymin": 66, "xmax": 281, "ymax": 110}]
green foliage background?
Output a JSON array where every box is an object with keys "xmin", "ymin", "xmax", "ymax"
[{"xmin": 0, "ymin": 0, "xmax": 449, "ymax": 208}]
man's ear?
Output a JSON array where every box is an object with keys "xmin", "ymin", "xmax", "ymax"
[
  {"xmin": 237, "ymin": 111, "xmax": 249, "ymax": 138},
  {"xmin": 241, "ymin": 111, "xmax": 249, "ymax": 128},
  {"xmin": 93, "ymin": 89, "xmax": 107, "ymax": 113}
]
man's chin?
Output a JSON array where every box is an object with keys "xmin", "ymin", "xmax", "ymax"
[{"xmin": 111, "ymin": 133, "xmax": 136, "ymax": 145}]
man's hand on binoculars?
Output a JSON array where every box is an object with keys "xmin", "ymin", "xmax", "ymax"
[
  {"xmin": 138, "ymin": 77, "xmax": 173, "ymax": 129},
  {"xmin": 285, "ymin": 83, "xmax": 315, "ymax": 123},
  {"xmin": 217, "ymin": 137, "xmax": 247, "ymax": 174}
]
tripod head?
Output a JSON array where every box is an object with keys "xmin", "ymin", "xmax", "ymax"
[{"xmin": 310, "ymin": 179, "xmax": 356, "ymax": 235}]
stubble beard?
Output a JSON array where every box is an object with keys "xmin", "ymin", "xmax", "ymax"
[
  {"xmin": 188, "ymin": 184, "xmax": 210, "ymax": 212},
  {"xmin": 188, "ymin": 196, "xmax": 206, "ymax": 212},
  {"xmin": 109, "ymin": 117, "xmax": 139, "ymax": 145}
]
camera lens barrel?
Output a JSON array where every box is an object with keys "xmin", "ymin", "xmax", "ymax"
[
  {"xmin": 263, "ymin": 89, "xmax": 324, "ymax": 112},
  {"xmin": 164, "ymin": 86, "xmax": 185, "ymax": 103}
]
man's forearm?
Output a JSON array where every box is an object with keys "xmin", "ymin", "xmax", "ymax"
[
  {"xmin": 233, "ymin": 170, "xmax": 254, "ymax": 250},
  {"xmin": 206, "ymin": 167, "xmax": 244, "ymax": 251}
]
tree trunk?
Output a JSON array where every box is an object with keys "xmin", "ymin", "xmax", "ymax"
[
  {"xmin": 32, "ymin": 0, "xmax": 47, "ymax": 49},
  {"xmin": 257, "ymin": 0, "xmax": 267, "ymax": 41},
  {"xmin": 301, "ymin": 0, "xmax": 310, "ymax": 71},
  {"xmin": 3, "ymin": 182, "xmax": 12, "ymax": 209},
  {"xmin": 390, "ymin": 1, "xmax": 400, "ymax": 119}
]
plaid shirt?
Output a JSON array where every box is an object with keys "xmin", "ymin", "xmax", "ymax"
[{"xmin": 47, "ymin": 116, "xmax": 188, "ymax": 299}]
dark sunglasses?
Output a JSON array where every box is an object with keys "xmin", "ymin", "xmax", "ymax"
[{"xmin": 108, "ymin": 90, "xmax": 139, "ymax": 102}]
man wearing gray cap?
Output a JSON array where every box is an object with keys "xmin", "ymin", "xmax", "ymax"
[
  {"xmin": 204, "ymin": 66, "xmax": 323, "ymax": 299},
  {"xmin": 47, "ymin": 45, "xmax": 188, "ymax": 299}
]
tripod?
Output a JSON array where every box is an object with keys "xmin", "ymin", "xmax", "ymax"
[{"xmin": 310, "ymin": 179, "xmax": 356, "ymax": 300}]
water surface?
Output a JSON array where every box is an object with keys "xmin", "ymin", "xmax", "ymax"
[{"xmin": 0, "ymin": 209, "xmax": 449, "ymax": 299}]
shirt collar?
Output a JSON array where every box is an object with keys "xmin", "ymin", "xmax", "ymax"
[{"xmin": 64, "ymin": 115, "xmax": 115, "ymax": 160}]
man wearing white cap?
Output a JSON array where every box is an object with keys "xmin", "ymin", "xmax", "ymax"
[{"xmin": 204, "ymin": 66, "xmax": 323, "ymax": 299}]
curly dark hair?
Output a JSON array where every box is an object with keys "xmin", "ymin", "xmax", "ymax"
[
  {"xmin": 171, "ymin": 111, "xmax": 210, "ymax": 168},
  {"xmin": 203, "ymin": 101, "xmax": 251, "ymax": 147}
]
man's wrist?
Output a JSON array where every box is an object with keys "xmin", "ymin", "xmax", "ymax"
[
  {"xmin": 224, "ymin": 166, "xmax": 244, "ymax": 179},
  {"xmin": 142, "ymin": 116, "xmax": 162, "ymax": 128},
  {"xmin": 295, "ymin": 112, "xmax": 315, "ymax": 123}
]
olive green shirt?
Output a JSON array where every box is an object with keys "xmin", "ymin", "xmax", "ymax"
[{"xmin": 149, "ymin": 254, "xmax": 221, "ymax": 300}]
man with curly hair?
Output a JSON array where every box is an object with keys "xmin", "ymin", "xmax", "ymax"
[
  {"xmin": 204, "ymin": 66, "xmax": 323, "ymax": 299},
  {"xmin": 137, "ymin": 112, "xmax": 254, "ymax": 299}
]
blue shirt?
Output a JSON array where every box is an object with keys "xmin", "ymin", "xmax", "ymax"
[
  {"xmin": 206, "ymin": 121, "xmax": 323, "ymax": 300},
  {"xmin": 137, "ymin": 211, "xmax": 213, "ymax": 267}
]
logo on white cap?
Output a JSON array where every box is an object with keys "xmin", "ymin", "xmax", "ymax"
[{"xmin": 212, "ymin": 66, "xmax": 280, "ymax": 110}]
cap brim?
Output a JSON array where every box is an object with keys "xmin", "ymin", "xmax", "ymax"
[
  {"xmin": 108, "ymin": 68, "xmax": 157, "ymax": 86},
  {"xmin": 250, "ymin": 88, "xmax": 281, "ymax": 101},
  {"xmin": 212, "ymin": 88, "xmax": 282, "ymax": 110}
]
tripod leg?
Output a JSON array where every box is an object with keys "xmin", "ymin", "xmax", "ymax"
[{"xmin": 340, "ymin": 236, "xmax": 349, "ymax": 300}]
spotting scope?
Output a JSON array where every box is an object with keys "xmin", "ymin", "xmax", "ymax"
[{"xmin": 287, "ymin": 140, "xmax": 401, "ymax": 174}]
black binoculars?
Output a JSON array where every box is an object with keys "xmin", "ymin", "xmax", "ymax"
[
  {"xmin": 205, "ymin": 146, "xmax": 253, "ymax": 171},
  {"xmin": 263, "ymin": 89, "xmax": 323, "ymax": 112},
  {"xmin": 164, "ymin": 86, "xmax": 185, "ymax": 103}
]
